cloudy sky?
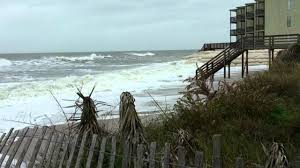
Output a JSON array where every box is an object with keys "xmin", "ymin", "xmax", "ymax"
[{"xmin": 0, "ymin": 0, "xmax": 253, "ymax": 53}]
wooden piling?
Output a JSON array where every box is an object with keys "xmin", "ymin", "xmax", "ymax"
[
  {"xmin": 242, "ymin": 52, "xmax": 245, "ymax": 78},
  {"xmin": 246, "ymin": 50, "xmax": 249, "ymax": 72},
  {"xmin": 228, "ymin": 63, "xmax": 231, "ymax": 79},
  {"xmin": 268, "ymin": 49, "xmax": 272, "ymax": 69},
  {"xmin": 271, "ymin": 49, "xmax": 274, "ymax": 62},
  {"xmin": 224, "ymin": 51, "xmax": 227, "ymax": 79}
]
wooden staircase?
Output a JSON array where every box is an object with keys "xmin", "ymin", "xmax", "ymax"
[
  {"xmin": 196, "ymin": 34, "xmax": 300, "ymax": 80},
  {"xmin": 196, "ymin": 39, "xmax": 245, "ymax": 79}
]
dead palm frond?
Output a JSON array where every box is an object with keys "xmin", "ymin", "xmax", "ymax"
[
  {"xmin": 74, "ymin": 87, "xmax": 106, "ymax": 135},
  {"xmin": 262, "ymin": 142, "xmax": 288, "ymax": 168},
  {"xmin": 119, "ymin": 92, "xmax": 145, "ymax": 145}
]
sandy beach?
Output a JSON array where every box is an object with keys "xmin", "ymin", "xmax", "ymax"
[{"xmin": 184, "ymin": 49, "xmax": 280, "ymax": 66}]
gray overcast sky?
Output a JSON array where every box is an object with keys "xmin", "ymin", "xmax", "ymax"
[{"xmin": 0, "ymin": 0, "xmax": 253, "ymax": 53}]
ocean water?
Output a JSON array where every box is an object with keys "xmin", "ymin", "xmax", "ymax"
[{"xmin": 0, "ymin": 50, "xmax": 197, "ymax": 132}]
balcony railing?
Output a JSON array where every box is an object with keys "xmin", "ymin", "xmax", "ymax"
[
  {"xmin": 246, "ymin": 12, "xmax": 254, "ymax": 19},
  {"xmin": 230, "ymin": 29, "xmax": 237, "ymax": 36},
  {"xmin": 256, "ymin": 24, "xmax": 264, "ymax": 30},
  {"xmin": 237, "ymin": 28, "xmax": 245, "ymax": 35},
  {"xmin": 256, "ymin": 9, "xmax": 264, "ymax": 16},
  {"xmin": 246, "ymin": 26, "xmax": 254, "ymax": 32},
  {"xmin": 237, "ymin": 15, "xmax": 245, "ymax": 21},
  {"xmin": 230, "ymin": 17, "xmax": 237, "ymax": 23}
]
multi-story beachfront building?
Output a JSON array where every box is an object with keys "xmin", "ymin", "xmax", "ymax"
[{"xmin": 230, "ymin": 0, "xmax": 300, "ymax": 42}]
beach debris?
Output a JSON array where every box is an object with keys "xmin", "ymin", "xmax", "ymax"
[
  {"xmin": 119, "ymin": 92, "xmax": 145, "ymax": 145},
  {"xmin": 119, "ymin": 92, "xmax": 146, "ymax": 167},
  {"xmin": 74, "ymin": 86, "xmax": 106, "ymax": 135},
  {"xmin": 262, "ymin": 142, "xmax": 288, "ymax": 168}
]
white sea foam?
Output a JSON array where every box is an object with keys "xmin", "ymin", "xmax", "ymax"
[
  {"xmin": 0, "ymin": 55, "xmax": 268, "ymax": 132},
  {"xmin": 13, "ymin": 53, "xmax": 112, "ymax": 67},
  {"xmin": 0, "ymin": 58, "xmax": 12, "ymax": 67},
  {"xmin": 54, "ymin": 53, "xmax": 112, "ymax": 62},
  {"xmin": 0, "ymin": 60, "xmax": 195, "ymax": 132},
  {"xmin": 128, "ymin": 52, "xmax": 155, "ymax": 57}
]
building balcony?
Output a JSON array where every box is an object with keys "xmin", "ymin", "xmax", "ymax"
[
  {"xmin": 256, "ymin": 24, "xmax": 264, "ymax": 30},
  {"xmin": 230, "ymin": 17, "xmax": 237, "ymax": 23},
  {"xmin": 246, "ymin": 12, "xmax": 254, "ymax": 19},
  {"xmin": 237, "ymin": 28, "xmax": 245, "ymax": 35},
  {"xmin": 237, "ymin": 15, "xmax": 245, "ymax": 21},
  {"xmin": 246, "ymin": 26, "xmax": 254, "ymax": 32},
  {"xmin": 256, "ymin": 9, "xmax": 264, "ymax": 17},
  {"xmin": 230, "ymin": 29, "xmax": 237, "ymax": 36}
]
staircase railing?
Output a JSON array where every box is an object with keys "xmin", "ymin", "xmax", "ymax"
[
  {"xmin": 196, "ymin": 34, "xmax": 300, "ymax": 79},
  {"xmin": 196, "ymin": 38, "xmax": 244, "ymax": 79}
]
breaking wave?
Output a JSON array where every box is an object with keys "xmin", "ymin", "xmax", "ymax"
[
  {"xmin": 54, "ymin": 53, "xmax": 112, "ymax": 62},
  {"xmin": 0, "ymin": 58, "xmax": 12, "ymax": 67},
  {"xmin": 128, "ymin": 52, "xmax": 155, "ymax": 57},
  {"xmin": 13, "ymin": 53, "xmax": 113, "ymax": 66}
]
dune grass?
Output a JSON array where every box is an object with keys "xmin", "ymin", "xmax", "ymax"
[{"xmin": 144, "ymin": 44, "xmax": 300, "ymax": 167}]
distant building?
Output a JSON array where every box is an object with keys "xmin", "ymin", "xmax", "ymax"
[{"xmin": 230, "ymin": 0, "xmax": 300, "ymax": 42}]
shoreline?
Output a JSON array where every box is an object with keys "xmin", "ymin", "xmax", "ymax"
[
  {"xmin": 0, "ymin": 49, "xmax": 282, "ymax": 133},
  {"xmin": 0, "ymin": 49, "xmax": 285, "ymax": 167}
]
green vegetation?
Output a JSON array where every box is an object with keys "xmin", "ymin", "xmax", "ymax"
[{"xmin": 144, "ymin": 44, "xmax": 300, "ymax": 167}]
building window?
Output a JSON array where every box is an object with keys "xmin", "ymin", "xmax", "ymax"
[
  {"xmin": 287, "ymin": 16, "xmax": 292, "ymax": 27},
  {"xmin": 288, "ymin": 0, "xmax": 293, "ymax": 10}
]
